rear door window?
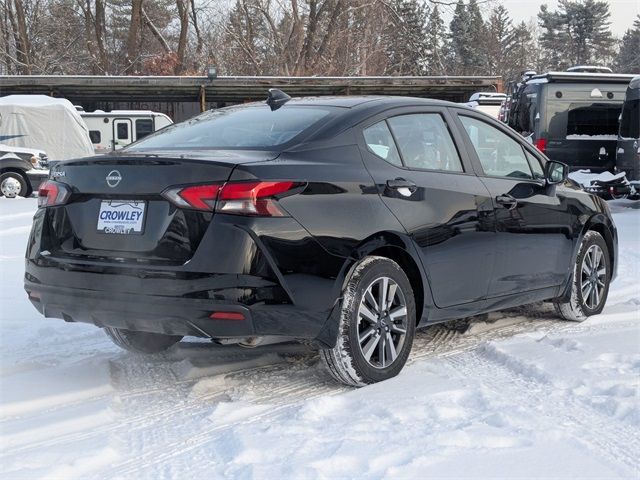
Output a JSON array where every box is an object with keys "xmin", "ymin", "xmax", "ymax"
[
  {"xmin": 547, "ymin": 102, "xmax": 622, "ymax": 139},
  {"xmin": 363, "ymin": 121, "xmax": 402, "ymax": 166},
  {"xmin": 387, "ymin": 114, "xmax": 464, "ymax": 172},
  {"xmin": 116, "ymin": 122, "xmax": 130, "ymax": 140},
  {"xmin": 460, "ymin": 115, "xmax": 533, "ymax": 179}
]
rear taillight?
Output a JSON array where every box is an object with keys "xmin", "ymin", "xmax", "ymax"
[
  {"xmin": 535, "ymin": 138, "xmax": 547, "ymax": 154},
  {"xmin": 163, "ymin": 184, "xmax": 221, "ymax": 211},
  {"xmin": 162, "ymin": 181, "xmax": 303, "ymax": 216},
  {"xmin": 216, "ymin": 181, "xmax": 300, "ymax": 217},
  {"xmin": 38, "ymin": 181, "xmax": 70, "ymax": 208}
]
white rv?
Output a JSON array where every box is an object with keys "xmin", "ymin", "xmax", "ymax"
[{"xmin": 79, "ymin": 110, "xmax": 173, "ymax": 153}]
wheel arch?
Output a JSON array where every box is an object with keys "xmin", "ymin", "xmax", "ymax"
[
  {"xmin": 314, "ymin": 231, "xmax": 431, "ymax": 349},
  {"xmin": 583, "ymin": 214, "xmax": 616, "ymax": 277},
  {"xmin": 556, "ymin": 213, "xmax": 617, "ymax": 302},
  {"xmin": 340, "ymin": 231, "xmax": 429, "ymax": 324}
]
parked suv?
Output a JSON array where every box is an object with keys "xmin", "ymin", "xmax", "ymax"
[
  {"xmin": 25, "ymin": 94, "xmax": 618, "ymax": 386},
  {"xmin": 507, "ymin": 70, "xmax": 635, "ymax": 172},
  {"xmin": 0, "ymin": 144, "xmax": 49, "ymax": 197}
]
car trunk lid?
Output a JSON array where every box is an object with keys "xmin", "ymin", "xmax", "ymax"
[{"xmin": 45, "ymin": 151, "xmax": 277, "ymax": 264}]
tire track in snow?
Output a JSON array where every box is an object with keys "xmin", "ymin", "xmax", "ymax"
[
  {"xmin": 4, "ymin": 306, "xmax": 636, "ymax": 474},
  {"xmin": 445, "ymin": 349, "xmax": 639, "ymax": 475},
  {"xmin": 92, "ymin": 312, "xmax": 608, "ymax": 478}
]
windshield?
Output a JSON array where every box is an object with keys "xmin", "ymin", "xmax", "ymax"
[
  {"xmin": 619, "ymin": 99, "xmax": 639, "ymax": 139},
  {"xmin": 126, "ymin": 105, "xmax": 333, "ymax": 151}
]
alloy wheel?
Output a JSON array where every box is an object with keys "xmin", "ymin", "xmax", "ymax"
[
  {"xmin": 580, "ymin": 244, "xmax": 607, "ymax": 310},
  {"xmin": 356, "ymin": 276, "xmax": 408, "ymax": 369}
]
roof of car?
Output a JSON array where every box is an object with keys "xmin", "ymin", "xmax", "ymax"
[
  {"xmin": 628, "ymin": 75, "xmax": 640, "ymax": 90},
  {"xmin": 283, "ymin": 95, "xmax": 454, "ymax": 109}
]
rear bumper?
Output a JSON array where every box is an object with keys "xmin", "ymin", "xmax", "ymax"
[
  {"xmin": 24, "ymin": 275, "xmax": 333, "ymax": 341},
  {"xmin": 24, "ymin": 202, "xmax": 349, "ymax": 347}
]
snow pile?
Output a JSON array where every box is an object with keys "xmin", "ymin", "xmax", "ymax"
[
  {"xmin": 0, "ymin": 197, "xmax": 639, "ymax": 479},
  {"xmin": 565, "ymin": 134, "xmax": 619, "ymax": 141},
  {"xmin": 569, "ymin": 169, "xmax": 628, "ymax": 187}
]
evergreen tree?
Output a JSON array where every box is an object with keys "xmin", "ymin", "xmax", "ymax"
[
  {"xmin": 538, "ymin": 0, "xmax": 616, "ymax": 69},
  {"xmin": 448, "ymin": 0, "xmax": 488, "ymax": 75},
  {"xmin": 448, "ymin": 0, "xmax": 471, "ymax": 75},
  {"xmin": 384, "ymin": 0, "xmax": 429, "ymax": 75},
  {"xmin": 614, "ymin": 15, "xmax": 640, "ymax": 74},
  {"xmin": 424, "ymin": 5, "xmax": 446, "ymax": 75},
  {"xmin": 507, "ymin": 21, "xmax": 537, "ymax": 82},
  {"xmin": 485, "ymin": 5, "xmax": 516, "ymax": 76},
  {"xmin": 466, "ymin": 0, "xmax": 488, "ymax": 73}
]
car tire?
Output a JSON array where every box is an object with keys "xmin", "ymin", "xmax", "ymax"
[
  {"xmin": 0, "ymin": 171, "xmax": 29, "ymax": 198},
  {"xmin": 553, "ymin": 231, "xmax": 611, "ymax": 322},
  {"xmin": 320, "ymin": 256, "xmax": 416, "ymax": 387},
  {"xmin": 104, "ymin": 327, "xmax": 183, "ymax": 354}
]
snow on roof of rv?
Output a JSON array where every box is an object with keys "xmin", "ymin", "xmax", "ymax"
[
  {"xmin": 0, "ymin": 94, "xmax": 78, "ymax": 109},
  {"xmin": 80, "ymin": 110, "xmax": 166, "ymax": 116},
  {"xmin": 566, "ymin": 66, "xmax": 613, "ymax": 73},
  {"xmin": 526, "ymin": 72, "xmax": 636, "ymax": 84}
]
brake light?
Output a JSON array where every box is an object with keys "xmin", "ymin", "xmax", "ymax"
[
  {"xmin": 216, "ymin": 181, "xmax": 298, "ymax": 217},
  {"xmin": 535, "ymin": 138, "xmax": 547, "ymax": 154},
  {"xmin": 38, "ymin": 181, "xmax": 70, "ymax": 208},
  {"xmin": 162, "ymin": 181, "xmax": 303, "ymax": 216},
  {"xmin": 162, "ymin": 183, "xmax": 221, "ymax": 211}
]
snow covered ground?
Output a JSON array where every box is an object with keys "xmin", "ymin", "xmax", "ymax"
[{"xmin": 0, "ymin": 197, "xmax": 638, "ymax": 480}]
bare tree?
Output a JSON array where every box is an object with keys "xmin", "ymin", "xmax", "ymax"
[{"xmin": 124, "ymin": 0, "xmax": 143, "ymax": 73}]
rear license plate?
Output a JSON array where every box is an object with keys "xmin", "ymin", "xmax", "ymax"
[{"xmin": 97, "ymin": 200, "xmax": 146, "ymax": 235}]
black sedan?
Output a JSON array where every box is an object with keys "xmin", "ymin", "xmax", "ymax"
[{"xmin": 25, "ymin": 92, "xmax": 618, "ymax": 386}]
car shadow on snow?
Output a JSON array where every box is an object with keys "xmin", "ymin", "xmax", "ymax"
[{"xmin": 105, "ymin": 303, "xmax": 560, "ymax": 404}]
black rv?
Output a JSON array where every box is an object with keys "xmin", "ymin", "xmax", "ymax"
[{"xmin": 508, "ymin": 70, "xmax": 636, "ymax": 172}]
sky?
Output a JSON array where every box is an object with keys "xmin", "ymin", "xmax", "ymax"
[{"xmin": 495, "ymin": 0, "xmax": 639, "ymax": 36}]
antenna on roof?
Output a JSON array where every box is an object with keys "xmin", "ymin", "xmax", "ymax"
[{"xmin": 266, "ymin": 89, "xmax": 291, "ymax": 111}]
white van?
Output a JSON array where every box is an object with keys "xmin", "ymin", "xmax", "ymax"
[{"xmin": 80, "ymin": 110, "xmax": 173, "ymax": 153}]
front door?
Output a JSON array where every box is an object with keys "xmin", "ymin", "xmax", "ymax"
[
  {"xmin": 359, "ymin": 108, "xmax": 496, "ymax": 308},
  {"xmin": 453, "ymin": 111, "xmax": 575, "ymax": 297}
]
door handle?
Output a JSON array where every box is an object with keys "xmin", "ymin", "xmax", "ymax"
[
  {"xmin": 386, "ymin": 178, "xmax": 417, "ymax": 191},
  {"xmin": 496, "ymin": 194, "xmax": 518, "ymax": 210},
  {"xmin": 386, "ymin": 178, "xmax": 417, "ymax": 197}
]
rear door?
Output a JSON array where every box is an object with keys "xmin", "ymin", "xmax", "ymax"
[
  {"xmin": 358, "ymin": 107, "xmax": 496, "ymax": 308},
  {"xmin": 541, "ymin": 85, "xmax": 625, "ymax": 172},
  {"xmin": 453, "ymin": 109, "xmax": 575, "ymax": 297},
  {"xmin": 113, "ymin": 118, "xmax": 132, "ymax": 149}
]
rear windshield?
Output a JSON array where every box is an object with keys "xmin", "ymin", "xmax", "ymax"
[
  {"xmin": 546, "ymin": 102, "xmax": 622, "ymax": 139},
  {"xmin": 619, "ymin": 99, "xmax": 639, "ymax": 139},
  {"xmin": 126, "ymin": 105, "xmax": 332, "ymax": 151}
]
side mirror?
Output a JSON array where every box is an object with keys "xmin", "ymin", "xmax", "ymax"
[{"xmin": 545, "ymin": 160, "xmax": 568, "ymax": 185}]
